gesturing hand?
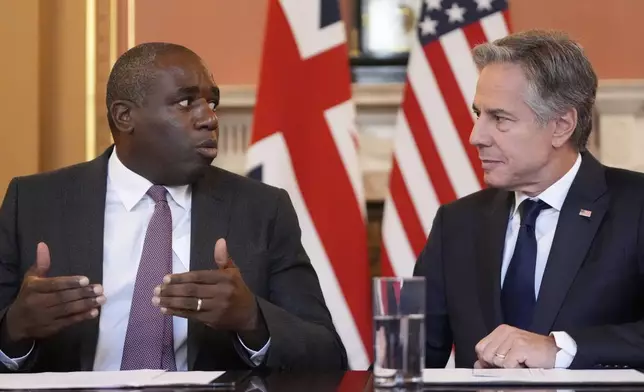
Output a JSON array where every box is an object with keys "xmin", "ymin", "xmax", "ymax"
[
  {"xmin": 153, "ymin": 238, "xmax": 259, "ymax": 332},
  {"xmin": 4, "ymin": 242, "xmax": 105, "ymax": 343}
]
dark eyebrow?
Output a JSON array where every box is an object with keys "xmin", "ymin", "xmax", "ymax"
[
  {"xmin": 485, "ymin": 108, "xmax": 516, "ymax": 119},
  {"xmin": 472, "ymin": 104, "xmax": 516, "ymax": 119},
  {"xmin": 176, "ymin": 86, "xmax": 200, "ymax": 96},
  {"xmin": 176, "ymin": 86, "xmax": 220, "ymax": 99}
]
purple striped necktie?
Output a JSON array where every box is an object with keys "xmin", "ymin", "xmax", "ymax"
[{"xmin": 121, "ymin": 185, "xmax": 176, "ymax": 371}]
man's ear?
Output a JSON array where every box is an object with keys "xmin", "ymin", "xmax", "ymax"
[
  {"xmin": 110, "ymin": 100, "xmax": 136, "ymax": 134},
  {"xmin": 551, "ymin": 107, "xmax": 577, "ymax": 148}
]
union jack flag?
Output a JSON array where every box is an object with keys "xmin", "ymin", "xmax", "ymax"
[{"xmin": 246, "ymin": 0, "xmax": 371, "ymax": 369}]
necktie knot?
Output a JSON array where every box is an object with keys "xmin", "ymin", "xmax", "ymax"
[
  {"xmin": 519, "ymin": 199, "xmax": 550, "ymax": 229},
  {"xmin": 147, "ymin": 185, "xmax": 168, "ymax": 203}
]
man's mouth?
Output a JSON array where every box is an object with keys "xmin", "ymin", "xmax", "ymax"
[{"xmin": 195, "ymin": 139, "xmax": 218, "ymax": 159}]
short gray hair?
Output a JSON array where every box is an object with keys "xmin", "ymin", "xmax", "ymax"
[{"xmin": 472, "ymin": 30, "xmax": 597, "ymax": 151}]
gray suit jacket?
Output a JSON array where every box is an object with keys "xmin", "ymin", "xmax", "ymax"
[{"xmin": 0, "ymin": 146, "xmax": 347, "ymax": 372}]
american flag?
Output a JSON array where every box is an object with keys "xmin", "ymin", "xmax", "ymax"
[
  {"xmin": 246, "ymin": 0, "xmax": 372, "ymax": 369},
  {"xmin": 381, "ymin": 0, "xmax": 511, "ymax": 278}
]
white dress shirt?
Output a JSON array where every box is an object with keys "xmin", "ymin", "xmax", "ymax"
[
  {"xmin": 0, "ymin": 149, "xmax": 269, "ymax": 371},
  {"xmin": 500, "ymin": 154, "xmax": 582, "ymax": 368}
]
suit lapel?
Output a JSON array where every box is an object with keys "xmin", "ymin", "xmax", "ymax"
[
  {"xmin": 530, "ymin": 153, "xmax": 609, "ymax": 335},
  {"xmin": 476, "ymin": 190, "xmax": 512, "ymax": 332},
  {"xmin": 62, "ymin": 148, "xmax": 111, "ymax": 371},
  {"xmin": 187, "ymin": 167, "xmax": 233, "ymax": 370}
]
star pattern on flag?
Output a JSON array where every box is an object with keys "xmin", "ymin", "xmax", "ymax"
[
  {"xmin": 445, "ymin": 2, "xmax": 466, "ymax": 23},
  {"xmin": 419, "ymin": 16, "xmax": 438, "ymax": 36},
  {"xmin": 474, "ymin": 0, "xmax": 494, "ymax": 11},
  {"xmin": 425, "ymin": 0, "xmax": 443, "ymax": 11},
  {"xmin": 416, "ymin": 0, "xmax": 507, "ymax": 45}
]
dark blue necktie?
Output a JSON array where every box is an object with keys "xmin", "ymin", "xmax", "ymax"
[{"xmin": 501, "ymin": 199, "xmax": 551, "ymax": 330}]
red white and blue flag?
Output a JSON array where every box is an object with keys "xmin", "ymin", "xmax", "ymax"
[
  {"xmin": 246, "ymin": 0, "xmax": 372, "ymax": 369},
  {"xmin": 381, "ymin": 0, "xmax": 511, "ymax": 278}
]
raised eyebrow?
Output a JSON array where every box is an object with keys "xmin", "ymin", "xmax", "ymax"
[{"xmin": 176, "ymin": 86, "xmax": 200, "ymax": 96}]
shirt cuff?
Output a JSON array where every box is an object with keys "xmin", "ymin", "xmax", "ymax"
[
  {"xmin": 237, "ymin": 335, "xmax": 271, "ymax": 367},
  {"xmin": 551, "ymin": 331, "xmax": 577, "ymax": 369},
  {"xmin": 0, "ymin": 341, "xmax": 34, "ymax": 371}
]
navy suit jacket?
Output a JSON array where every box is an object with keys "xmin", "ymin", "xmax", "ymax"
[{"xmin": 414, "ymin": 152, "xmax": 644, "ymax": 369}]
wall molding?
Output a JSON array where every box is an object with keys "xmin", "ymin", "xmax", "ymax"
[
  {"xmin": 219, "ymin": 83, "xmax": 405, "ymax": 108},
  {"xmin": 596, "ymin": 79, "xmax": 644, "ymax": 115},
  {"xmin": 221, "ymin": 80, "xmax": 644, "ymax": 112},
  {"xmin": 215, "ymin": 80, "xmax": 644, "ymax": 200}
]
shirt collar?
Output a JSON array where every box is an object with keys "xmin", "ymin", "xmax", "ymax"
[
  {"xmin": 107, "ymin": 148, "xmax": 191, "ymax": 212},
  {"xmin": 512, "ymin": 153, "xmax": 582, "ymax": 218}
]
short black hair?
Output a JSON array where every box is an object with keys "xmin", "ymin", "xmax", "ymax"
[{"xmin": 105, "ymin": 42, "xmax": 197, "ymax": 131}]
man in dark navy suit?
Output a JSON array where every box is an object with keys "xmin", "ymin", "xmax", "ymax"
[{"xmin": 415, "ymin": 30, "xmax": 644, "ymax": 369}]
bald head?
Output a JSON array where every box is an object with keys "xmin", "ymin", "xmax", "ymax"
[{"xmin": 105, "ymin": 42, "xmax": 198, "ymax": 132}]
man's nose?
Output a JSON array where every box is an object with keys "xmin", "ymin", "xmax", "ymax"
[
  {"xmin": 195, "ymin": 104, "xmax": 218, "ymax": 131},
  {"xmin": 469, "ymin": 118, "xmax": 488, "ymax": 147}
]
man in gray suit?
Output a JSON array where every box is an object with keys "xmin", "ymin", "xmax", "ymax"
[{"xmin": 0, "ymin": 42, "xmax": 346, "ymax": 372}]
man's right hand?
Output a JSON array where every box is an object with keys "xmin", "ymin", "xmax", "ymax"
[{"xmin": 2, "ymin": 242, "xmax": 105, "ymax": 346}]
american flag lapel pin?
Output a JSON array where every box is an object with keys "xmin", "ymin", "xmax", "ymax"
[{"xmin": 579, "ymin": 209, "xmax": 592, "ymax": 218}]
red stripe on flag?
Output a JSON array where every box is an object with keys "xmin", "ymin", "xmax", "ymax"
[
  {"xmin": 380, "ymin": 243, "xmax": 395, "ymax": 277},
  {"xmin": 252, "ymin": 1, "xmax": 372, "ymax": 359},
  {"xmin": 423, "ymin": 43, "xmax": 485, "ymax": 188},
  {"xmin": 402, "ymin": 85, "xmax": 457, "ymax": 205},
  {"xmin": 503, "ymin": 9, "xmax": 513, "ymax": 32},
  {"xmin": 337, "ymin": 371, "xmax": 372, "ymax": 392},
  {"xmin": 389, "ymin": 161, "xmax": 427, "ymax": 256},
  {"xmin": 463, "ymin": 21, "xmax": 489, "ymax": 49},
  {"xmin": 287, "ymin": 50, "xmax": 372, "ymax": 361},
  {"xmin": 250, "ymin": 2, "xmax": 287, "ymax": 144}
]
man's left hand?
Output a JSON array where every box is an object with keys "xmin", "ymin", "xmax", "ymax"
[
  {"xmin": 474, "ymin": 324, "xmax": 558, "ymax": 369},
  {"xmin": 152, "ymin": 238, "xmax": 259, "ymax": 332}
]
